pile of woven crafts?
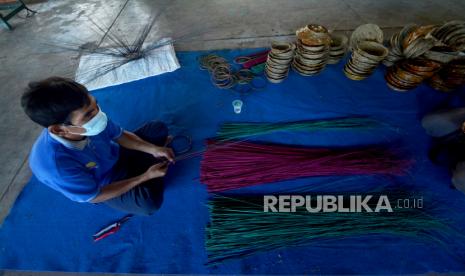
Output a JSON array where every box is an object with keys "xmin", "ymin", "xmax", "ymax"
[
  {"xmin": 344, "ymin": 24, "xmax": 388, "ymax": 80},
  {"xmin": 384, "ymin": 21, "xmax": 465, "ymax": 92},
  {"xmin": 263, "ymin": 24, "xmax": 349, "ymax": 83},
  {"xmin": 264, "ymin": 42, "xmax": 295, "ymax": 83},
  {"xmin": 202, "ymin": 21, "xmax": 465, "ymax": 92},
  {"xmin": 328, "ymin": 33, "xmax": 349, "ymax": 64},
  {"xmin": 385, "ymin": 58, "xmax": 442, "ymax": 91},
  {"xmin": 291, "ymin": 24, "xmax": 332, "ymax": 76}
]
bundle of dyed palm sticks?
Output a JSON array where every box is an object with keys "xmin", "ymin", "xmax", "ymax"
[
  {"xmin": 200, "ymin": 140, "xmax": 413, "ymax": 192},
  {"xmin": 216, "ymin": 116, "xmax": 384, "ymax": 140},
  {"xmin": 206, "ymin": 194, "xmax": 459, "ymax": 265}
]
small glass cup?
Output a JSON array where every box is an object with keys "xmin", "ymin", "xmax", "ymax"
[{"xmin": 232, "ymin": 99, "xmax": 243, "ymax": 114}]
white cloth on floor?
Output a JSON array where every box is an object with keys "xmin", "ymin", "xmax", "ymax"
[{"xmin": 75, "ymin": 38, "xmax": 180, "ymax": 91}]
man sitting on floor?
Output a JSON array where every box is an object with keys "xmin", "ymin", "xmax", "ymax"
[{"xmin": 21, "ymin": 76, "xmax": 174, "ymax": 215}]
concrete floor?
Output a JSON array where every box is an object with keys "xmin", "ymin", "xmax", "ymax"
[{"xmin": 1, "ymin": 0, "xmax": 465, "ymax": 274}]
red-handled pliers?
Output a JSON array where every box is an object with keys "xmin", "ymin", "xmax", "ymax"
[{"xmin": 93, "ymin": 214, "xmax": 133, "ymax": 242}]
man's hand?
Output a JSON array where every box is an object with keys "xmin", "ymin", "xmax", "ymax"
[
  {"xmin": 462, "ymin": 121, "xmax": 465, "ymax": 133},
  {"xmin": 117, "ymin": 131, "xmax": 175, "ymax": 162},
  {"xmin": 144, "ymin": 162, "xmax": 169, "ymax": 180},
  {"xmin": 92, "ymin": 162, "xmax": 169, "ymax": 203},
  {"xmin": 149, "ymin": 145, "xmax": 175, "ymax": 163}
]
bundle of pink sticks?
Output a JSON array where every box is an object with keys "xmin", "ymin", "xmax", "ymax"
[{"xmin": 200, "ymin": 140, "xmax": 413, "ymax": 192}]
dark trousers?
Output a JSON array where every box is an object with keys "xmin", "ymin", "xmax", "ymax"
[
  {"xmin": 422, "ymin": 108, "xmax": 465, "ymax": 193},
  {"xmin": 103, "ymin": 121, "xmax": 168, "ymax": 216}
]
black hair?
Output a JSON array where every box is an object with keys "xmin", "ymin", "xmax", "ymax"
[{"xmin": 21, "ymin": 77, "xmax": 91, "ymax": 127}]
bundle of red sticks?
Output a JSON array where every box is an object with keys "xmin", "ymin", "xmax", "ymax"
[{"xmin": 200, "ymin": 140, "xmax": 413, "ymax": 192}]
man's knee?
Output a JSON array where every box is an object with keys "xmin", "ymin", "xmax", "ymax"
[
  {"xmin": 135, "ymin": 121, "xmax": 168, "ymax": 145},
  {"xmin": 104, "ymin": 183, "xmax": 164, "ymax": 216},
  {"xmin": 421, "ymin": 114, "xmax": 458, "ymax": 138},
  {"xmin": 137, "ymin": 202, "xmax": 162, "ymax": 216},
  {"xmin": 136, "ymin": 185, "xmax": 164, "ymax": 216},
  {"xmin": 136, "ymin": 192, "xmax": 163, "ymax": 216},
  {"xmin": 140, "ymin": 121, "xmax": 168, "ymax": 134},
  {"xmin": 422, "ymin": 108, "xmax": 465, "ymax": 138}
]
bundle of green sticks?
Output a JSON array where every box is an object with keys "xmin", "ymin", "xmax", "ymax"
[
  {"xmin": 216, "ymin": 116, "xmax": 388, "ymax": 140},
  {"xmin": 205, "ymin": 193, "xmax": 461, "ymax": 265}
]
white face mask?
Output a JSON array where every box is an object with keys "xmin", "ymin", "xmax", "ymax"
[{"xmin": 68, "ymin": 106, "xmax": 108, "ymax": 136}]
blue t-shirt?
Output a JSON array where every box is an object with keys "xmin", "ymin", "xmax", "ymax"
[{"xmin": 29, "ymin": 119, "xmax": 124, "ymax": 203}]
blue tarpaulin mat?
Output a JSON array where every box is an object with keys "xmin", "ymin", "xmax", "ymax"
[{"xmin": 1, "ymin": 50, "xmax": 465, "ymax": 274}]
